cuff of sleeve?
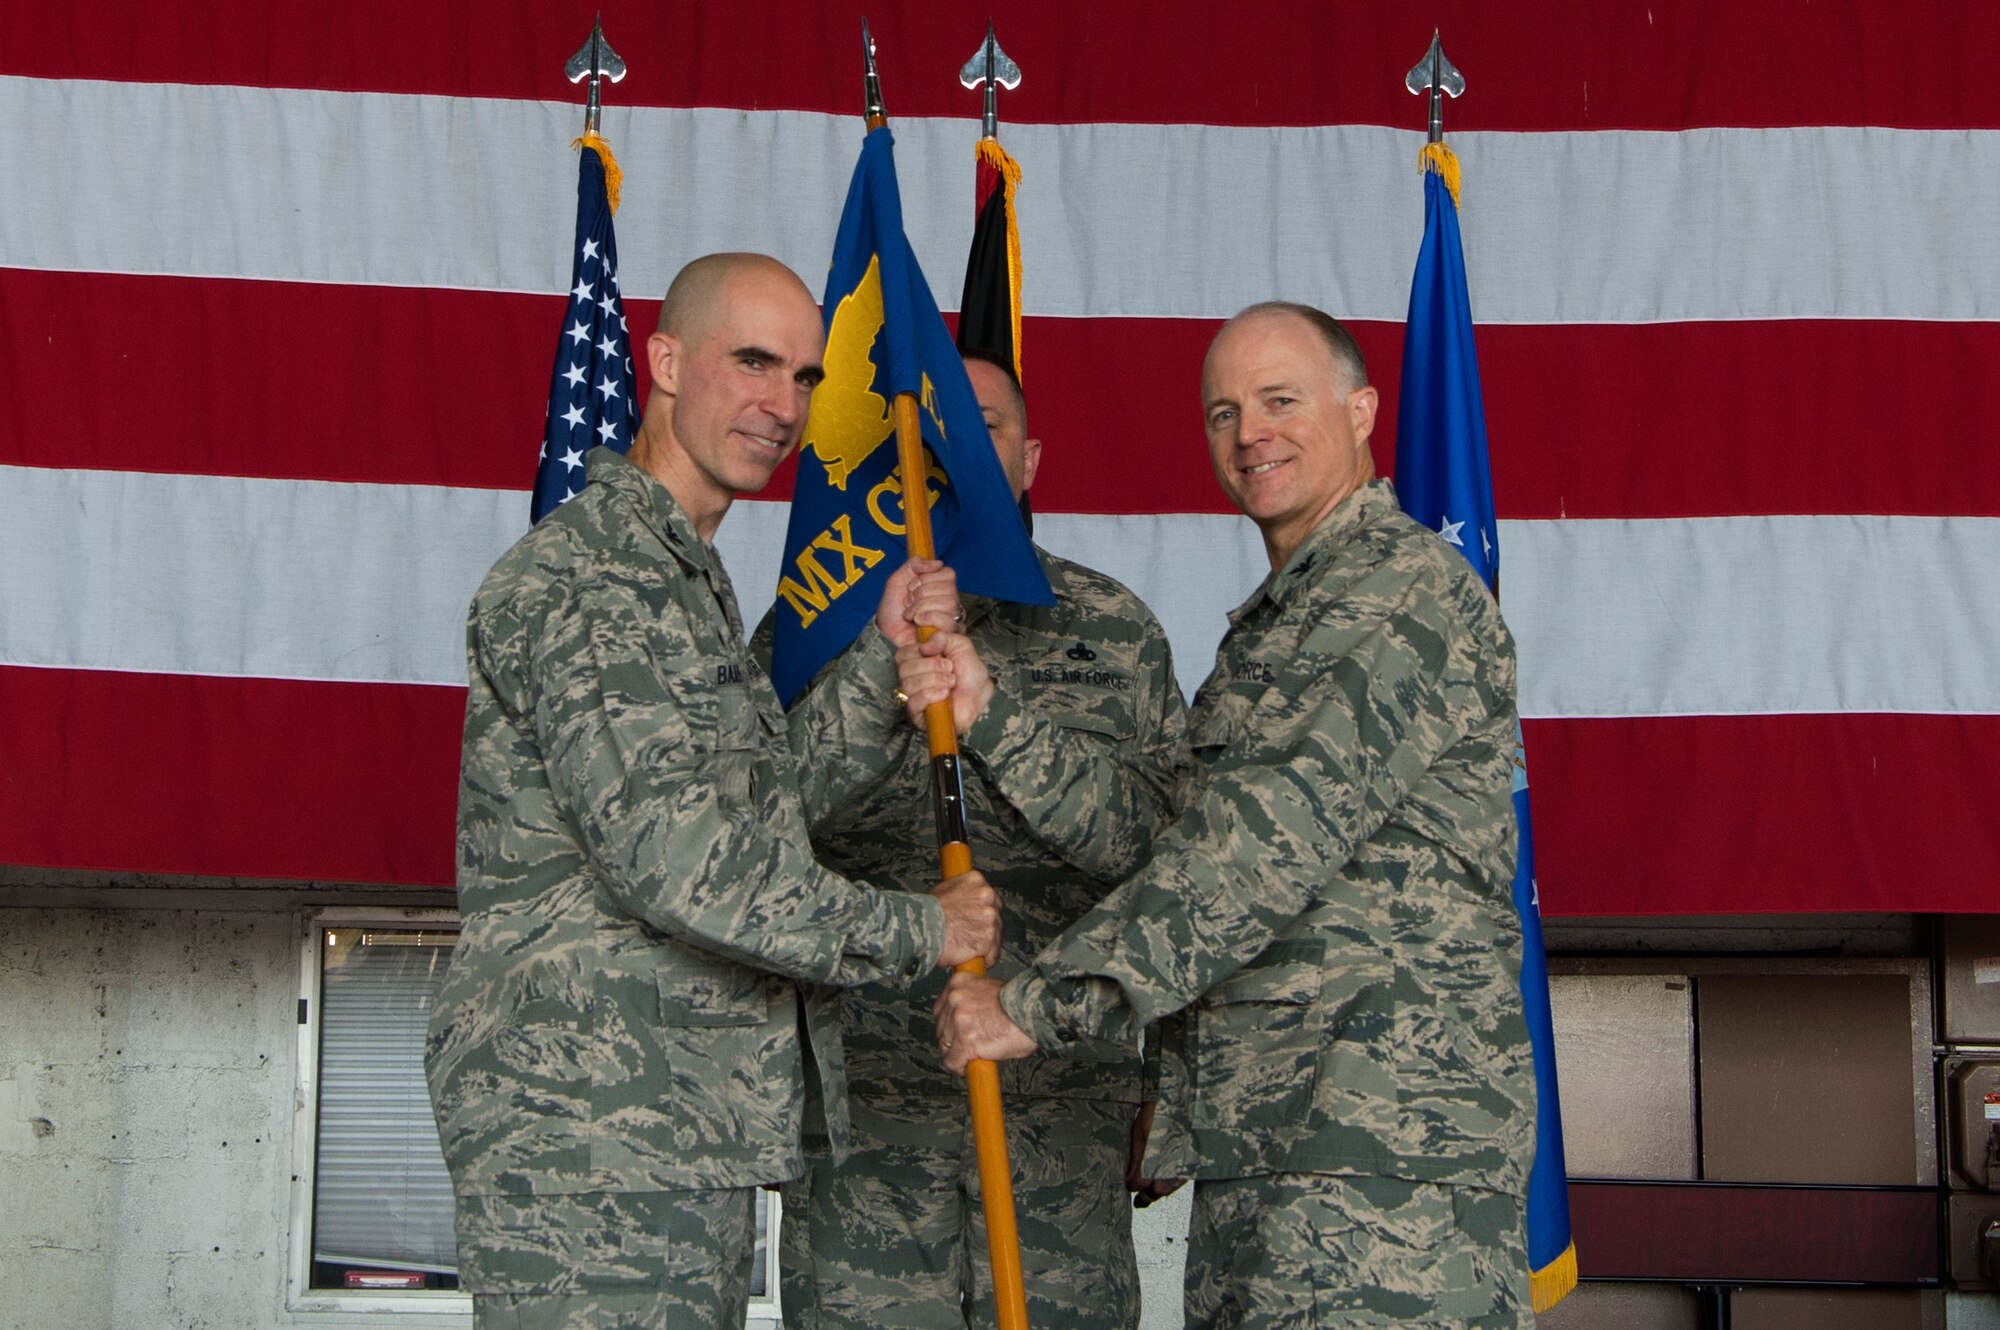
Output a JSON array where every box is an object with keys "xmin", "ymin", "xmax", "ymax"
[
  {"xmin": 894, "ymin": 891, "xmax": 946, "ymax": 987},
  {"xmin": 999, "ymin": 969, "xmax": 1070, "ymax": 1051}
]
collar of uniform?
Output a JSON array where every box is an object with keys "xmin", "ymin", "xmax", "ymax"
[
  {"xmin": 957, "ymin": 542, "xmax": 1071, "ymax": 631},
  {"xmin": 584, "ymin": 445, "xmax": 709, "ymax": 574},
  {"xmin": 1034, "ymin": 544, "xmax": 1077, "ymax": 604},
  {"xmin": 1227, "ymin": 478, "xmax": 1399, "ymax": 624}
]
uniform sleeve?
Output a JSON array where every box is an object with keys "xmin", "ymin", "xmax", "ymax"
[
  {"xmin": 999, "ymin": 569, "xmax": 1486, "ymax": 1050},
  {"xmin": 749, "ymin": 609, "xmax": 918, "ymax": 830},
  {"xmin": 959, "ymin": 619, "xmax": 1191, "ymax": 882},
  {"xmin": 789, "ymin": 626, "xmax": 923, "ymax": 829},
  {"xmin": 527, "ymin": 579, "xmax": 944, "ymax": 990}
]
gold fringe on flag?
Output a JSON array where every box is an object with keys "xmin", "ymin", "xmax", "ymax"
[
  {"xmin": 573, "ymin": 131, "xmax": 624, "ymax": 214},
  {"xmin": 976, "ymin": 136, "xmax": 1025, "ymax": 383},
  {"xmin": 1530, "ymin": 1242, "xmax": 1578, "ymax": 1313},
  {"xmin": 1417, "ymin": 139, "xmax": 1462, "ymax": 209}
]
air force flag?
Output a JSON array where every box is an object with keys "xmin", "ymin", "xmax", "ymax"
[{"xmin": 1394, "ymin": 142, "xmax": 1578, "ymax": 1313}]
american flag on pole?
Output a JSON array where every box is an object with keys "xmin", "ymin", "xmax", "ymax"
[
  {"xmin": 3, "ymin": 3, "xmax": 1996, "ymax": 917},
  {"xmin": 532, "ymin": 134, "xmax": 636, "ymax": 524}
]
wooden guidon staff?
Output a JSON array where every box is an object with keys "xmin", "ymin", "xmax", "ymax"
[{"xmin": 863, "ymin": 24, "xmax": 1030, "ymax": 1330}]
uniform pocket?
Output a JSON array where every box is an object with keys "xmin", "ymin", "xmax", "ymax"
[
  {"xmin": 1194, "ymin": 939, "xmax": 1327, "ymax": 1132},
  {"xmin": 664, "ymin": 674, "xmax": 762, "ymax": 755},
  {"xmin": 658, "ymin": 958, "xmax": 770, "ymax": 1027},
  {"xmin": 1053, "ymin": 708, "xmax": 1137, "ymax": 743},
  {"xmin": 455, "ymin": 1192, "xmax": 668, "ymax": 1294},
  {"xmin": 661, "ymin": 675, "xmax": 761, "ymax": 806}
]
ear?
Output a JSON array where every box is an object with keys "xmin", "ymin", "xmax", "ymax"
[
  {"xmin": 648, "ymin": 331, "xmax": 681, "ymax": 395},
  {"xmin": 1020, "ymin": 436, "xmax": 1044, "ymax": 493},
  {"xmin": 1347, "ymin": 385, "xmax": 1380, "ymax": 451}
]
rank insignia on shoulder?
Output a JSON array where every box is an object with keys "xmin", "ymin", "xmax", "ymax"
[{"xmin": 1064, "ymin": 641, "xmax": 1098, "ymax": 662}]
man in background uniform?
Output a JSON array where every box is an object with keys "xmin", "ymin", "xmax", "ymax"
[
  {"xmin": 765, "ymin": 353, "xmax": 1190, "ymax": 1330},
  {"xmin": 932, "ymin": 305, "xmax": 1538, "ymax": 1329},
  {"xmin": 427, "ymin": 253, "xmax": 1000, "ymax": 1330}
]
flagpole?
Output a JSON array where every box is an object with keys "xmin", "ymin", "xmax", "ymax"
[
  {"xmin": 863, "ymin": 22, "xmax": 1032, "ymax": 1330},
  {"xmin": 1400, "ymin": 33, "xmax": 1576, "ymax": 1314}
]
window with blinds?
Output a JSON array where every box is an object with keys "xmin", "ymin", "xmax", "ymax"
[
  {"xmin": 295, "ymin": 917, "xmax": 782, "ymax": 1314},
  {"xmin": 310, "ymin": 925, "xmax": 459, "ymax": 1290}
]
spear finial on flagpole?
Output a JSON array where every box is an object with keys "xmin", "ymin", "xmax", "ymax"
[
  {"xmin": 1405, "ymin": 30, "xmax": 1463, "ymax": 145},
  {"xmin": 1406, "ymin": 31, "xmax": 1465, "ymax": 204},
  {"xmin": 959, "ymin": 21, "xmax": 1022, "ymax": 141},
  {"xmin": 565, "ymin": 16, "xmax": 627, "ymax": 137},
  {"xmin": 862, "ymin": 19, "xmax": 887, "ymax": 128}
]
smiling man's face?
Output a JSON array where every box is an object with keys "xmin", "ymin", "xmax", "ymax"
[
  {"xmin": 657, "ymin": 261, "xmax": 827, "ymax": 510},
  {"xmin": 1201, "ymin": 308, "xmax": 1378, "ymax": 566}
]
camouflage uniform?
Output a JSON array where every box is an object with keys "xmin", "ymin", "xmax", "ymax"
[
  {"xmin": 427, "ymin": 446, "xmax": 947, "ymax": 1329},
  {"xmin": 999, "ymin": 481, "xmax": 1538, "ymax": 1330},
  {"xmin": 760, "ymin": 552, "xmax": 1189, "ymax": 1330}
]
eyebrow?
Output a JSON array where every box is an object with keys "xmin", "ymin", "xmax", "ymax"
[{"xmin": 731, "ymin": 343, "xmax": 825, "ymax": 387}]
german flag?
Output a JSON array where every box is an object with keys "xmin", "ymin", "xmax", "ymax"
[{"xmin": 955, "ymin": 137, "xmax": 1023, "ymax": 382}]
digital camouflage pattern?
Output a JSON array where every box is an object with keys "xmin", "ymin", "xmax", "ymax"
[
  {"xmin": 1184, "ymin": 1172, "xmax": 1531, "ymax": 1330},
  {"xmin": 428, "ymin": 446, "xmax": 946, "ymax": 1303},
  {"xmin": 778, "ymin": 1094, "xmax": 1138, "ymax": 1330},
  {"xmin": 756, "ymin": 550, "xmax": 1189, "ymax": 1329},
  {"xmin": 459, "ymin": 1188, "xmax": 756, "ymax": 1329},
  {"xmin": 1002, "ymin": 479, "xmax": 1537, "ymax": 1197}
]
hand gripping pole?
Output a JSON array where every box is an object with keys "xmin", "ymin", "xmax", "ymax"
[{"xmin": 892, "ymin": 391, "xmax": 1030, "ymax": 1330}]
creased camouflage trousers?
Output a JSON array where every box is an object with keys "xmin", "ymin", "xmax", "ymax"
[
  {"xmin": 458, "ymin": 1188, "xmax": 758, "ymax": 1330},
  {"xmin": 779, "ymin": 1091, "xmax": 1140, "ymax": 1330},
  {"xmin": 1184, "ymin": 1172, "xmax": 1533, "ymax": 1330}
]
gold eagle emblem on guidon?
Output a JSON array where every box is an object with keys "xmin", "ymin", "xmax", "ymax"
[{"xmin": 803, "ymin": 255, "xmax": 893, "ymax": 491}]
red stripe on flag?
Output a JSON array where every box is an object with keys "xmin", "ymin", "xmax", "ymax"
[
  {"xmin": 1528, "ymin": 713, "xmax": 2000, "ymax": 916},
  {"xmin": 0, "ymin": 267, "xmax": 631, "ymax": 492},
  {"xmin": 0, "ymin": 666, "xmax": 461, "ymax": 886},
  {"xmin": 9, "ymin": 2, "xmax": 1998, "ymax": 131},
  {"xmin": 5, "ymin": 662, "xmax": 1994, "ymax": 912},
  {"xmin": 10, "ymin": 268, "xmax": 1993, "ymax": 521}
]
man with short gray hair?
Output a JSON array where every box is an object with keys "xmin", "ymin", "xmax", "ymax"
[{"xmin": 927, "ymin": 302, "xmax": 1537, "ymax": 1329}]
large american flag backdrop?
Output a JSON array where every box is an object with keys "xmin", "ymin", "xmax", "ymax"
[{"xmin": 4, "ymin": 3, "xmax": 1995, "ymax": 914}]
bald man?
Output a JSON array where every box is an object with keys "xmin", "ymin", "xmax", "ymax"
[{"xmin": 427, "ymin": 254, "xmax": 1001, "ymax": 1330}]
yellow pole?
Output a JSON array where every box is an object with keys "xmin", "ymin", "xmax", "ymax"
[{"xmin": 890, "ymin": 391, "xmax": 1030, "ymax": 1330}]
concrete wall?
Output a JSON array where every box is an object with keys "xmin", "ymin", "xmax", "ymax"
[
  {"xmin": 0, "ymin": 886, "xmax": 469, "ymax": 1330},
  {"xmin": 5, "ymin": 887, "xmax": 1996, "ymax": 1329},
  {"xmin": 3, "ymin": 903, "xmax": 294, "ymax": 1329}
]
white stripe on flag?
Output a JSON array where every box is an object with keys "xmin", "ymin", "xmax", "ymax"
[
  {"xmin": 6, "ymin": 466, "xmax": 1998, "ymax": 716},
  {"xmin": 0, "ymin": 466, "xmax": 518, "ymax": 687},
  {"xmin": 8, "ymin": 75, "xmax": 2000, "ymax": 323},
  {"xmin": 1504, "ymin": 512, "xmax": 2000, "ymax": 718}
]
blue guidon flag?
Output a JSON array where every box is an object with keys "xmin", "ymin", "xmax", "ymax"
[
  {"xmin": 1393, "ymin": 141, "xmax": 1578, "ymax": 1313},
  {"xmin": 769, "ymin": 126, "xmax": 1051, "ymax": 706},
  {"xmin": 531, "ymin": 134, "xmax": 636, "ymax": 525}
]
